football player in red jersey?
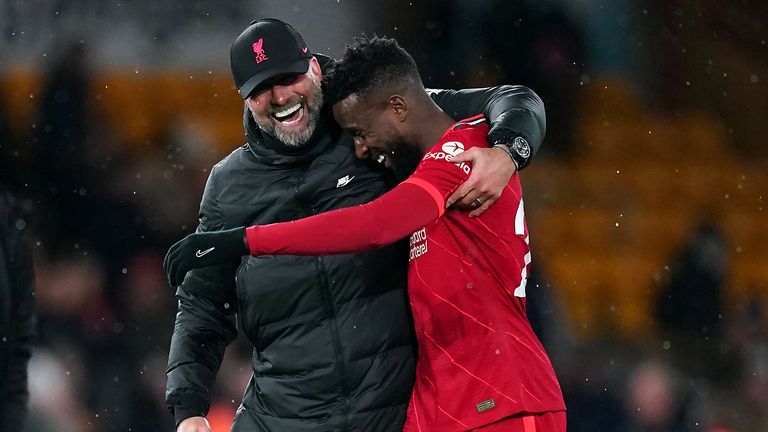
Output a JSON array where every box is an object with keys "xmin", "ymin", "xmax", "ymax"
[{"xmin": 166, "ymin": 36, "xmax": 565, "ymax": 431}]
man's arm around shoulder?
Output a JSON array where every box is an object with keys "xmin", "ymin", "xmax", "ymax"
[{"xmin": 429, "ymin": 85, "xmax": 546, "ymax": 167}]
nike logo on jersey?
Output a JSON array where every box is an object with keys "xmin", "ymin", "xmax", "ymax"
[
  {"xmin": 195, "ymin": 247, "xmax": 215, "ymax": 258},
  {"xmin": 336, "ymin": 175, "xmax": 355, "ymax": 188}
]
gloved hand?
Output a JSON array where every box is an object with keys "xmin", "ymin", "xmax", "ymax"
[{"xmin": 164, "ymin": 227, "xmax": 248, "ymax": 287}]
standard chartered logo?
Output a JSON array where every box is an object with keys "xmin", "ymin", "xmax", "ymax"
[{"xmin": 409, "ymin": 227, "xmax": 429, "ymax": 261}]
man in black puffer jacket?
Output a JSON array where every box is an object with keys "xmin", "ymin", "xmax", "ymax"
[
  {"xmin": 0, "ymin": 183, "xmax": 35, "ymax": 431},
  {"xmin": 166, "ymin": 19, "xmax": 547, "ymax": 432}
]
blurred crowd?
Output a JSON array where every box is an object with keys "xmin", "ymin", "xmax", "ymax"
[{"xmin": 0, "ymin": 1, "xmax": 766, "ymax": 431}]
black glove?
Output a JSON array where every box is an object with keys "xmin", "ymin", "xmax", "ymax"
[{"xmin": 163, "ymin": 227, "xmax": 248, "ymax": 287}]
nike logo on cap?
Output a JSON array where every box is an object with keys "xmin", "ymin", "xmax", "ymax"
[
  {"xmin": 196, "ymin": 247, "xmax": 215, "ymax": 258},
  {"xmin": 336, "ymin": 175, "xmax": 355, "ymax": 188}
]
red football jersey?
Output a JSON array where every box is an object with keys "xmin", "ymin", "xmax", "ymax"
[
  {"xmin": 400, "ymin": 115, "xmax": 565, "ymax": 431},
  {"xmin": 245, "ymin": 114, "xmax": 566, "ymax": 431}
]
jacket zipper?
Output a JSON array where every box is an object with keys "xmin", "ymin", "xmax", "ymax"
[
  {"xmin": 295, "ymin": 183, "xmax": 352, "ymax": 431},
  {"xmin": 315, "ymin": 256, "xmax": 352, "ymax": 431}
]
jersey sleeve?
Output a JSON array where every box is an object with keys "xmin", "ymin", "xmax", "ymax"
[
  {"xmin": 247, "ymin": 182, "xmax": 441, "ymax": 256},
  {"xmin": 246, "ymin": 128, "xmax": 485, "ymax": 256},
  {"xmin": 402, "ymin": 135, "xmax": 476, "ymax": 216}
]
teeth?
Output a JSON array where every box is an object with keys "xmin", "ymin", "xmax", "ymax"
[{"xmin": 274, "ymin": 103, "xmax": 301, "ymax": 119}]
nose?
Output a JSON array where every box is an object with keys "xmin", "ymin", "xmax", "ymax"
[
  {"xmin": 354, "ymin": 143, "xmax": 369, "ymax": 159},
  {"xmin": 270, "ymin": 83, "xmax": 294, "ymax": 106}
]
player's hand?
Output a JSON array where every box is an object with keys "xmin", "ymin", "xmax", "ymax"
[
  {"xmin": 177, "ymin": 416, "xmax": 211, "ymax": 432},
  {"xmin": 164, "ymin": 227, "xmax": 248, "ymax": 287},
  {"xmin": 446, "ymin": 146, "xmax": 516, "ymax": 217}
]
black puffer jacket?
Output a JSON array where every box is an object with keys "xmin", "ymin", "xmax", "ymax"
[
  {"xmin": 166, "ymin": 56, "xmax": 546, "ymax": 432},
  {"xmin": 0, "ymin": 183, "xmax": 35, "ymax": 431}
]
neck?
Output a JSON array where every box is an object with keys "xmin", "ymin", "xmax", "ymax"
[{"xmin": 408, "ymin": 98, "xmax": 455, "ymax": 154}]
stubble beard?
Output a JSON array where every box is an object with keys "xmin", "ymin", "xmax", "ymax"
[{"xmin": 252, "ymin": 71, "xmax": 325, "ymax": 148}]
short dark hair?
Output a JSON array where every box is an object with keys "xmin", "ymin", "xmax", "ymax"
[{"xmin": 324, "ymin": 35, "xmax": 422, "ymax": 105}]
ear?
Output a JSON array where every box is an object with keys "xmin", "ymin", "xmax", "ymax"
[
  {"xmin": 388, "ymin": 95, "xmax": 408, "ymax": 122},
  {"xmin": 310, "ymin": 57, "xmax": 322, "ymax": 80}
]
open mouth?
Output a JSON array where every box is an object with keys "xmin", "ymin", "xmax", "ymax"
[{"xmin": 271, "ymin": 102, "xmax": 305, "ymax": 126}]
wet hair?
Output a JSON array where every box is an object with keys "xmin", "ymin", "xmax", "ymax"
[{"xmin": 324, "ymin": 35, "xmax": 422, "ymax": 106}]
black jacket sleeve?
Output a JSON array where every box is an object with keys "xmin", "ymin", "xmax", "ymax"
[
  {"xmin": 429, "ymin": 85, "xmax": 546, "ymax": 169},
  {"xmin": 165, "ymin": 166, "xmax": 238, "ymax": 427},
  {"xmin": 0, "ymin": 189, "xmax": 35, "ymax": 432}
]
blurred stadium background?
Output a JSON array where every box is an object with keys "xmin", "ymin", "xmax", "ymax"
[{"xmin": 1, "ymin": 0, "xmax": 766, "ymax": 431}]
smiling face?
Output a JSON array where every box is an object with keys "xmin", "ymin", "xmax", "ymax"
[
  {"xmin": 245, "ymin": 57, "xmax": 324, "ymax": 147},
  {"xmin": 333, "ymin": 94, "xmax": 423, "ymax": 181}
]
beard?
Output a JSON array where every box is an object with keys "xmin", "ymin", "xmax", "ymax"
[
  {"xmin": 389, "ymin": 140, "xmax": 424, "ymax": 182},
  {"xmin": 252, "ymin": 70, "xmax": 325, "ymax": 148}
]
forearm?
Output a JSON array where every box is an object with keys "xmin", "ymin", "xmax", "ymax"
[
  {"xmin": 247, "ymin": 182, "xmax": 439, "ymax": 256},
  {"xmin": 430, "ymin": 85, "xmax": 546, "ymax": 167},
  {"xmin": 166, "ymin": 279, "xmax": 237, "ymax": 427}
]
